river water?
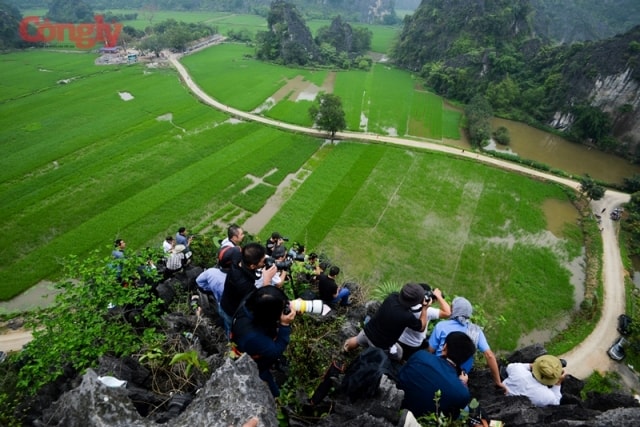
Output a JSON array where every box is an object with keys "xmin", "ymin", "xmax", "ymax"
[
  {"xmin": 489, "ymin": 118, "xmax": 640, "ymax": 185},
  {"xmin": 444, "ymin": 115, "xmax": 640, "ymax": 185}
]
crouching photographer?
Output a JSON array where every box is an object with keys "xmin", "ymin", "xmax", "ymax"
[
  {"xmin": 231, "ymin": 286, "xmax": 296, "ymax": 397},
  {"xmin": 398, "ymin": 284, "xmax": 451, "ymax": 361}
]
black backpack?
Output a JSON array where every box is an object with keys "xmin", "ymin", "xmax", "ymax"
[{"xmin": 340, "ymin": 347, "xmax": 395, "ymax": 401}]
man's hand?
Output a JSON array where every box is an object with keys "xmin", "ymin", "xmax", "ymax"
[
  {"xmin": 262, "ymin": 264, "xmax": 278, "ymax": 284},
  {"xmin": 280, "ymin": 307, "xmax": 296, "ymax": 326},
  {"xmin": 459, "ymin": 370, "xmax": 469, "ymax": 386}
]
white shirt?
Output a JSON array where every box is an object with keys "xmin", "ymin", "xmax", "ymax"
[
  {"xmin": 398, "ymin": 306, "xmax": 441, "ymax": 347},
  {"xmin": 503, "ymin": 362, "xmax": 562, "ymax": 407},
  {"xmin": 162, "ymin": 240, "xmax": 173, "ymax": 253}
]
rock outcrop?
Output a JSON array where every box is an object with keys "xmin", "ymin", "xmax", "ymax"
[{"xmin": 16, "ymin": 270, "xmax": 640, "ymax": 426}]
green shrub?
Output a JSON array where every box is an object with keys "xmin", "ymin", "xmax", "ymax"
[{"xmin": 17, "ymin": 250, "xmax": 165, "ymax": 393}]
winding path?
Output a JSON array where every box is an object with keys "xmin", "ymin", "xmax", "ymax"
[
  {"xmin": 169, "ymin": 54, "xmax": 632, "ymax": 380},
  {"xmin": 1, "ymin": 54, "xmax": 632, "ymax": 385}
]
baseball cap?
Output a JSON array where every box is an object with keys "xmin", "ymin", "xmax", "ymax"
[{"xmin": 399, "ymin": 283, "xmax": 425, "ymax": 308}]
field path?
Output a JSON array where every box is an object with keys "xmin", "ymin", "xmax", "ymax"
[{"xmin": 168, "ymin": 51, "xmax": 632, "ymax": 381}]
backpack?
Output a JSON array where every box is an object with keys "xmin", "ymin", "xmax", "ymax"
[{"xmin": 340, "ymin": 347, "xmax": 395, "ymax": 401}]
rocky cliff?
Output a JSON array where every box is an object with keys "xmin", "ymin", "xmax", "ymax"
[
  {"xmin": 549, "ymin": 26, "xmax": 640, "ymax": 152},
  {"xmin": 14, "ymin": 271, "xmax": 640, "ymax": 427}
]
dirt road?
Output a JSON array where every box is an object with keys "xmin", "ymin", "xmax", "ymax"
[{"xmin": 0, "ymin": 55, "xmax": 632, "ymax": 385}]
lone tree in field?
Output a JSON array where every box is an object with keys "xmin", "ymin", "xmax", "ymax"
[{"xmin": 309, "ymin": 93, "xmax": 346, "ymax": 141}]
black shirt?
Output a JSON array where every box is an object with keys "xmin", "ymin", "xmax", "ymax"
[
  {"xmin": 364, "ymin": 293, "xmax": 423, "ymax": 349},
  {"xmin": 220, "ymin": 263, "xmax": 258, "ymax": 316},
  {"xmin": 318, "ymin": 274, "xmax": 338, "ymax": 303}
]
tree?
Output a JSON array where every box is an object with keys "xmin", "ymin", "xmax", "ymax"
[
  {"xmin": 309, "ymin": 93, "xmax": 346, "ymax": 141},
  {"xmin": 493, "ymin": 126, "xmax": 511, "ymax": 145},
  {"xmin": 624, "ymin": 174, "xmax": 640, "ymax": 194},
  {"xmin": 572, "ymin": 105, "xmax": 612, "ymax": 143},
  {"xmin": 464, "ymin": 94, "xmax": 493, "ymax": 147},
  {"xmin": 0, "ymin": 1, "xmax": 23, "ymax": 49},
  {"xmin": 46, "ymin": 0, "xmax": 94, "ymax": 23},
  {"xmin": 579, "ymin": 174, "xmax": 605, "ymax": 201}
]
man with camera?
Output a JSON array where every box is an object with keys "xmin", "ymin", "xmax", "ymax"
[
  {"xmin": 398, "ymin": 284, "xmax": 450, "ymax": 361},
  {"xmin": 220, "ymin": 243, "xmax": 277, "ymax": 336},
  {"xmin": 343, "ymin": 283, "xmax": 429, "ymax": 361},
  {"xmin": 255, "ymin": 245, "xmax": 288, "ymax": 288},
  {"xmin": 231, "ymin": 286, "xmax": 296, "ymax": 397},
  {"xmin": 265, "ymin": 231, "xmax": 287, "ymax": 256}
]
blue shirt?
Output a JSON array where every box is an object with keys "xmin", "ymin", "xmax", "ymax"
[
  {"xmin": 195, "ymin": 268, "xmax": 227, "ymax": 301},
  {"xmin": 428, "ymin": 319, "xmax": 489, "ymax": 373},
  {"xmin": 398, "ymin": 351, "xmax": 470, "ymax": 419}
]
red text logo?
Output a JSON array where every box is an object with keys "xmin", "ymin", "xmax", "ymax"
[{"xmin": 19, "ymin": 15, "xmax": 123, "ymax": 49}]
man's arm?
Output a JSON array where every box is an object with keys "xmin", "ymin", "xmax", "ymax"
[
  {"xmin": 419, "ymin": 303, "xmax": 428, "ymax": 331},
  {"xmin": 484, "ymin": 349, "xmax": 507, "ymax": 394},
  {"xmin": 432, "ymin": 289, "xmax": 451, "ymax": 318}
]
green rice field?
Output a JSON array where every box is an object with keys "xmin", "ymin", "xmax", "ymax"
[
  {"xmin": 183, "ymin": 44, "xmax": 461, "ymax": 139},
  {"xmin": 0, "ymin": 45, "xmax": 581, "ymax": 351}
]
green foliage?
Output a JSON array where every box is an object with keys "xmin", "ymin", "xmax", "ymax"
[
  {"xmin": 189, "ymin": 227, "xmax": 226, "ymax": 268},
  {"xmin": 170, "ymin": 349, "xmax": 209, "ymax": 377},
  {"xmin": 369, "ymin": 281, "xmax": 402, "ymax": 301},
  {"xmin": 623, "ymin": 174, "xmax": 640, "ymax": 194},
  {"xmin": 315, "ymin": 16, "xmax": 372, "ymax": 65},
  {"xmin": 580, "ymin": 371, "xmax": 623, "ymax": 400},
  {"xmin": 464, "ymin": 94, "xmax": 493, "ymax": 147},
  {"xmin": 0, "ymin": 1, "xmax": 23, "ymax": 49},
  {"xmin": 571, "ymin": 105, "xmax": 612, "ymax": 143},
  {"xmin": 492, "ymin": 126, "xmax": 510, "ymax": 145},
  {"xmin": 309, "ymin": 93, "xmax": 347, "ymax": 139},
  {"xmin": 46, "ymin": 0, "xmax": 93, "ymax": 23},
  {"xmin": 622, "ymin": 192, "xmax": 640, "ymax": 256},
  {"xmin": 280, "ymin": 313, "xmax": 346, "ymax": 411},
  {"xmin": 579, "ymin": 174, "xmax": 605, "ymax": 201},
  {"xmin": 16, "ymin": 250, "xmax": 164, "ymax": 393}
]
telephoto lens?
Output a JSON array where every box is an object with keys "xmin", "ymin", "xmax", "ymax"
[{"xmin": 289, "ymin": 299, "xmax": 332, "ymax": 316}]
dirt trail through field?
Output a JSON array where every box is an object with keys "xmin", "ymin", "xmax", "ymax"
[{"xmin": 1, "ymin": 54, "xmax": 633, "ymax": 387}]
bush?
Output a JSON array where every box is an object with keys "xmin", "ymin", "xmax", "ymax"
[{"xmin": 16, "ymin": 249, "xmax": 165, "ymax": 393}]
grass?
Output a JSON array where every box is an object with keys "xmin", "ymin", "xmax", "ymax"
[
  {"xmin": 182, "ymin": 44, "xmax": 455, "ymax": 139},
  {"xmin": 1, "ymin": 49, "xmax": 584, "ymax": 355},
  {"xmin": 262, "ymin": 143, "xmax": 578, "ymax": 350}
]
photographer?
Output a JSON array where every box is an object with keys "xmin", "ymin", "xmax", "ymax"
[
  {"xmin": 398, "ymin": 284, "xmax": 450, "ymax": 361},
  {"xmin": 343, "ymin": 283, "xmax": 428, "ymax": 361},
  {"xmin": 265, "ymin": 231, "xmax": 286, "ymax": 256},
  {"xmin": 231, "ymin": 286, "xmax": 296, "ymax": 397},
  {"xmin": 255, "ymin": 245, "xmax": 288, "ymax": 289},
  {"xmin": 220, "ymin": 243, "xmax": 277, "ymax": 336}
]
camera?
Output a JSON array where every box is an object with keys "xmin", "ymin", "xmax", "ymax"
[
  {"xmin": 265, "ymin": 256, "xmax": 293, "ymax": 271},
  {"xmin": 424, "ymin": 290, "xmax": 435, "ymax": 304}
]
